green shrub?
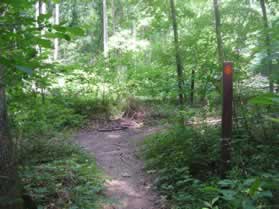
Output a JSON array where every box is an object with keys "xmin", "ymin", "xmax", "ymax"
[
  {"xmin": 144, "ymin": 126, "xmax": 220, "ymax": 180},
  {"xmin": 10, "ymin": 98, "xmax": 84, "ymax": 139},
  {"xmin": 143, "ymin": 125, "xmax": 279, "ymax": 209}
]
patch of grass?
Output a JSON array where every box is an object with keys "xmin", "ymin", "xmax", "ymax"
[{"xmin": 19, "ymin": 135, "xmax": 104, "ymax": 209}]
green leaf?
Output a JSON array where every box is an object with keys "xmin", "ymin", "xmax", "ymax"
[
  {"xmin": 266, "ymin": 117, "xmax": 279, "ymax": 123},
  {"xmin": 15, "ymin": 65, "xmax": 33, "ymax": 74},
  {"xmin": 242, "ymin": 199, "xmax": 256, "ymax": 209},
  {"xmin": 34, "ymin": 38, "xmax": 52, "ymax": 49},
  {"xmin": 67, "ymin": 27, "xmax": 85, "ymax": 36},
  {"xmin": 2, "ymin": 0, "xmax": 30, "ymax": 8},
  {"xmin": 247, "ymin": 178, "xmax": 260, "ymax": 196},
  {"xmin": 45, "ymin": 32, "xmax": 71, "ymax": 41},
  {"xmin": 38, "ymin": 14, "xmax": 52, "ymax": 23},
  {"xmin": 211, "ymin": 196, "xmax": 219, "ymax": 205},
  {"xmin": 256, "ymin": 191, "xmax": 273, "ymax": 198},
  {"xmin": 220, "ymin": 190, "xmax": 237, "ymax": 201},
  {"xmin": 218, "ymin": 179, "xmax": 236, "ymax": 187},
  {"xmin": 202, "ymin": 186, "xmax": 219, "ymax": 192},
  {"xmin": 203, "ymin": 201, "xmax": 212, "ymax": 208},
  {"xmin": 53, "ymin": 25, "xmax": 67, "ymax": 33},
  {"xmin": 249, "ymin": 94, "xmax": 279, "ymax": 106}
]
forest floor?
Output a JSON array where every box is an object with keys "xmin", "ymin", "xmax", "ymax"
[{"xmin": 75, "ymin": 118, "xmax": 165, "ymax": 209}]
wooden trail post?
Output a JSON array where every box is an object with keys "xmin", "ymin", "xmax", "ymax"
[{"xmin": 221, "ymin": 61, "xmax": 233, "ymax": 178}]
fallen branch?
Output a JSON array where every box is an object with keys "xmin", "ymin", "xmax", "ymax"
[{"xmin": 98, "ymin": 126, "xmax": 129, "ymax": 132}]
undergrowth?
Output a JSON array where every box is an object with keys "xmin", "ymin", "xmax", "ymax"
[
  {"xmin": 19, "ymin": 140, "xmax": 104, "ymax": 209},
  {"xmin": 143, "ymin": 109, "xmax": 279, "ymax": 209},
  {"xmin": 9, "ymin": 94, "xmax": 107, "ymax": 209}
]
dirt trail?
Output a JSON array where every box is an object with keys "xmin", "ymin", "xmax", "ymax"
[{"xmin": 76, "ymin": 122, "xmax": 163, "ymax": 209}]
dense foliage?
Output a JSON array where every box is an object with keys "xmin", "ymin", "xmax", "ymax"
[
  {"xmin": 144, "ymin": 111, "xmax": 279, "ymax": 208},
  {"xmin": 0, "ymin": 0, "xmax": 278, "ymax": 208}
]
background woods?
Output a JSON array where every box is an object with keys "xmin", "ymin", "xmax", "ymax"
[{"xmin": 0, "ymin": 0, "xmax": 278, "ymax": 208}]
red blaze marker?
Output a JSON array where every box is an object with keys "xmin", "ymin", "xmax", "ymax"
[
  {"xmin": 221, "ymin": 61, "xmax": 233, "ymax": 178},
  {"xmin": 224, "ymin": 64, "xmax": 233, "ymax": 75}
]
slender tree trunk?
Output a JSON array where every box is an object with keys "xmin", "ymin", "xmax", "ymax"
[
  {"xmin": 40, "ymin": 1, "xmax": 46, "ymax": 17},
  {"xmin": 40, "ymin": 1, "xmax": 47, "ymax": 104},
  {"xmin": 190, "ymin": 49, "xmax": 199, "ymax": 105},
  {"xmin": 213, "ymin": 0, "xmax": 225, "ymax": 69},
  {"xmin": 54, "ymin": 3, "xmax": 60, "ymax": 60},
  {"xmin": 35, "ymin": 0, "xmax": 47, "ymax": 52},
  {"xmin": 170, "ymin": 0, "xmax": 185, "ymax": 106},
  {"xmin": 35, "ymin": 1, "xmax": 40, "ymax": 28},
  {"xmin": 95, "ymin": 0, "xmax": 103, "ymax": 55},
  {"xmin": 35, "ymin": 1, "xmax": 41, "ymax": 53},
  {"xmin": 0, "ymin": 64, "xmax": 22, "ymax": 209},
  {"xmin": 190, "ymin": 68, "xmax": 195, "ymax": 105},
  {"xmin": 103, "ymin": 0, "xmax": 108, "ymax": 58},
  {"xmin": 260, "ymin": 0, "xmax": 273, "ymax": 93},
  {"xmin": 71, "ymin": 0, "xmax": 78, "ymax": 26},
  {"xmin": 111, "ymin": 0, "xmax": 116, "ymax": 34}
]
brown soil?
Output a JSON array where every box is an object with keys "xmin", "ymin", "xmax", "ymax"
[{"xmin": 75, "ymin": 119, "xmax": 165, "ymax": 209}]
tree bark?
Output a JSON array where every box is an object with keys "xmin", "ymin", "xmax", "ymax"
[
  {"xmin": 190, "ymin": 49, "xmax": 199, "ymax": 105},
  {"xmin": 190, "ymin": 68, "xmax": 195, "ymax": 105},
  {"xmin": 103, "ymin": 0, "xmax": 108, "ymax": 58},
  {"xmin": 54, "ymin": 3, "xmax": 60, "ymax": 60},
  {"xmin": 0, "ymin": 64, "xmax": 22, "ymax": 209},
  {"xmin": 35, "ymin": 1, "xmax": 40, "ymax": 28},
  {"xmin": 260, "ymin": 0, "xmax": 273, "ymax": 93},
  {"xmin": 213, "ymin": 0, "xmax": 225, "ymax": 69},
  {"xmin": 35, "ymin": 1, "xmax": 47, "ymax": 54},
  {"xmin": 70, "ymin": 0, "xmax": 78, "ymax": 26},
  {"xmin": 170, "ymin": 0, "xmax": 185, "ymax": 106},
  {"xmin": 111, "ymin": 0, "xmax": 116, "ymax": 34},
  {"xmin": 38, "ymin": 1, "xmax": 47, "ymax": 104}
]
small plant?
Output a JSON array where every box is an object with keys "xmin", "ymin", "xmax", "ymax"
[{"xmin": 203, "ymin": 197, "xmax": 220, "ymax": 209}]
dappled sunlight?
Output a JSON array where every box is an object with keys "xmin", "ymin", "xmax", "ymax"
[
  {"xmin": 102, "ymin": 178, "xmax": 157, "ymax": 209},
  {"xmin": 105, "ymin": 179, "xmax": 141, "ymax": 198},
  {"xmin": 107, "ymin": 133, "xmax": 122, "ymax": 139}
]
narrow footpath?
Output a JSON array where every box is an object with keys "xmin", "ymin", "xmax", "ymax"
[{"xmin": 76, "ymin": 120, "xmax": 163, "ymax": 209}]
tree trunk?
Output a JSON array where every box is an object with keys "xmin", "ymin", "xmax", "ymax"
[
  {"xmin": 35, "ymin": 1, "xmax": 40, "ymax": 28},
  {"xmin": 54, "ymin": 3, "xmax": 60, "ymax": 60},
  {"xmin": 35, "ymin": 1, "xmax": 47, "ymax": 53},
  {"xmin": 103, "ymin": 0, "xmax": 108, "ymax": 58},
  {"xmin": 213, "ymin": 0, "xmax": 225, "ymax": 69},
  {"xmin": 40, "ymin": 1, "xmax": 46, "ymax": 16},
  {"xmin": 0, "ymin": 64, "xmax": 22, "ymax": 209},
  {"xmin": 260, "ymin": 0, "xmax": 273, "ymax": 93},
  {"xmin": 190, "ymin": 68, "xmax": 195, "ymax": 105},
  {"xmin": 70, "ymin": 0, "xmax": 78, "ymax": 26},
  {"xmin": 41, "ymin": 1, "xmax": 47, "ymax": 104},
  {"xmin": 170, "ymin": 0, "xmax": 185, "ymax": 106},
  {"xmin": 190, "ymin": 49, "xmax": 199, "ymax": 105},
  {"xmin": 111, "ymin": 0, "xmax": 116, "ymax": 34}
]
